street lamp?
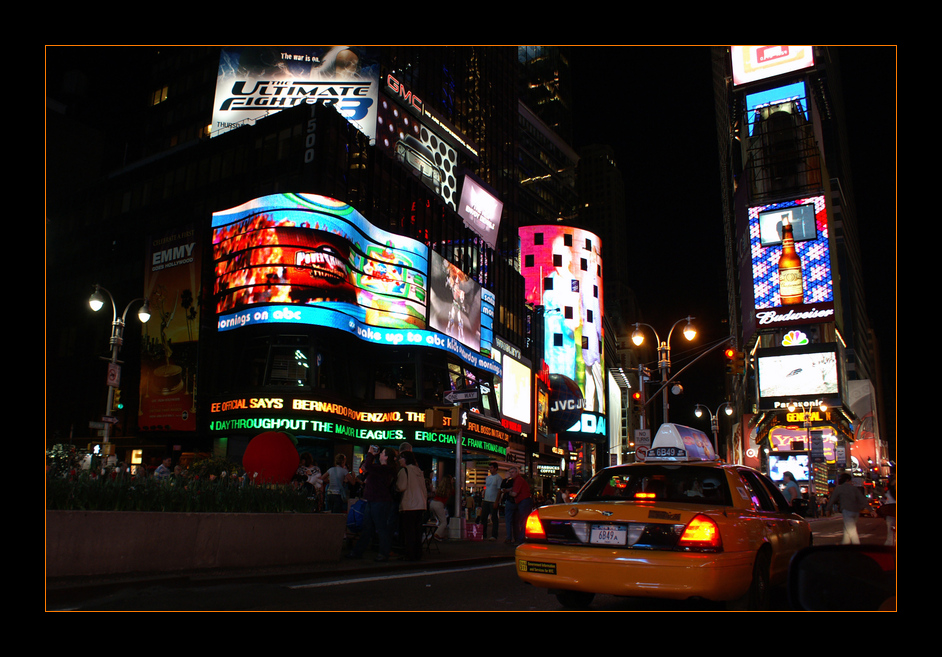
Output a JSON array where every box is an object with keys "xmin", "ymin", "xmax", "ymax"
[
  {"xmin": 694, "ymin": 402, "xmax": 733, "ymax": 455},
  {"xmin": 88, "ymin": 284, "xmax": 150, "ymax": 442},
  {"xmin": 631, "ymin": 316, "xmax": 696, "ymax": 425}
]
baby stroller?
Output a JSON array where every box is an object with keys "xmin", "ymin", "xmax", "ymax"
[{"xmin": 345, "ymin": 498, "xmax": 366, "ymax": 549}]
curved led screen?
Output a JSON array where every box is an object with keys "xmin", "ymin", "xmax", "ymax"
[{"xmin": 213, "ymin": 193, "xmax": 500, "ymax": 376}]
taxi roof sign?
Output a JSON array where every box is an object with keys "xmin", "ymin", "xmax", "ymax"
[{"xmin": 644, "ymin": 423, "xmax": 717, "ymax": 462}]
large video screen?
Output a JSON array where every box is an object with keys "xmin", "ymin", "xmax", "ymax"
[
  {"xmin": 212, "ymin": 47, "xmax": 380, "ymax": 139},
  {"xmin": 757, "ymin": 343, "xmax": 840, "ymax": 410},
  {"xmin": 768, "ymin": 453, "xmax": 810, "ymax": 482},
  {"xmin": 213, "ymin": 193, "xmax": 428, "ymax": 329},
  {"xmin": 213, "ymin": 193, "xmax": 501, "ymax": 376},
  {"xmin": 749, "ymin": 195, "xmax": 832, "ymax": 310},
  {"xmin": 457, "ymin": 174, "xmax": 503, "ymax": 250},
  {"xmin": 519, "ymin": 225, "xmax": 604, "ymax": 414},
  {"xmin": 745, "ymin": 81, "xmax": 809, "ymax": 137},
  {"xmin": 428, "ymin": 251, "xmax": 482, "ymax": 353}
]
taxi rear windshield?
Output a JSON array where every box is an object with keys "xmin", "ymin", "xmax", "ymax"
[{"xmin": 576, "ymin": 465, "xmax": 733, "ymax": 506}]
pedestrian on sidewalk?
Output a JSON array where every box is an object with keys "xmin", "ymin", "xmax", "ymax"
[
  {"xmin": 396, "ymin": 450, "xmax": 428, "ymax": 561},
  {"xmin": 505, "ymin": 466, "xmax": 532, "ymax": 545},
  {"xmin": 347, "ymin": 446, "xmax": 396, "ymax": 561},
  {"xmin": 481, "ymin": 462, "xmax": 502, "ymax": 541}
]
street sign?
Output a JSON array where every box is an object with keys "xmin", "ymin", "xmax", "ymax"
[{"xmin": 444, "ymin": 388, "xmax": 480, "ymax": 404}]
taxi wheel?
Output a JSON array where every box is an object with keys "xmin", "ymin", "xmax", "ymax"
[
  {"xmin": 555, "ymin": 590, "xmax": 595, "ymax": 609},
  {"xmin": 745, "ymin": 550, "xmax": 771, "ymax": 610},
  {"xmin": 728, "ymin": 549, "xmax": 771, "ymax": 611}
]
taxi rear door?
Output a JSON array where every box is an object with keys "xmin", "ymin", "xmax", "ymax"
[{"xmin": 734, "ymin": 468, "xmax": 806, "ymax": 583}]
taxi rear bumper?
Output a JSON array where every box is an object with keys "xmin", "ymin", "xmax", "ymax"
[{"xmin": 515, "ymin": 541, "xmax": 755, "ymax": 601}]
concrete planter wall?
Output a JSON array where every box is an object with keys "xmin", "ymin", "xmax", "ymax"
[{"xmin": 46, "ymin": 510, "xmax": 346, "ymax": 578}]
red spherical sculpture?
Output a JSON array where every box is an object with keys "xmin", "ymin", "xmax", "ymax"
[{"xmin": 242, "ymin": 431, "xmax": 299, "ymax": 484}]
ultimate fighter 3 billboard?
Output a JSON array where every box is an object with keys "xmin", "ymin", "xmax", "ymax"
[{"xmin": 213, "ymin": 47, "xmax": 380, "ymax": 140}]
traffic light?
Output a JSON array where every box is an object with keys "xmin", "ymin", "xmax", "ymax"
[
  {"xmin": 725, "ymin": 348, "xmax": 745, "ymax": 376},
  {"xmin": 113, "ymin": 388, "xmax": 123, "ymax": 411}
]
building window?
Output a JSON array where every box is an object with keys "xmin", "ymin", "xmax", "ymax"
[
  {"xmin": 151, "ymin": 85, "xmax": 169, "ymax": 106},
  {"xmin": 534, "ymin": 233, "xmax": 543, "ymax": 245},
  {"xmin": 564, "ymin": 233, "xmax": 573, "ymax": 247},
  {"xmin": 544, "ymin": 277, "xmax": 553, "ymax": 291},
  {"xmin": 553, "ymin": 253, "xmax": 562, "ymax": 267},
  {"xmin": 565, "ymin": 306, "xmax": 573, "ymax": 319},
  {"xmin": 525, "ymin": 254, "xmax": 534, "ymax": 267},
  {"xmin": 554, "ymin": 333, "xmax": 564, "ymax": 347}
]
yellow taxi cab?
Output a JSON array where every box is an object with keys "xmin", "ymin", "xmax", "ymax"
[{"xmin": 515, "ymin": 424, "xmax": 812, "ymax": 609}]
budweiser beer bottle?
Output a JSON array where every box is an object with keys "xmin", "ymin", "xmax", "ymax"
[{"xmin": 778, "ymin": 214, "xmax": 804, "ymax": 305}]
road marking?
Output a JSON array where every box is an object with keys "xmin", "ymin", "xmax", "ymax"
[{"xmin": 287, "ymin": 562, "xmax": 513, "ymax": 589}]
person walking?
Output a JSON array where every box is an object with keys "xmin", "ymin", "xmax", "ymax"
[
  {"xmin": 396, "ymin": 451, "xmax": 428, "ymax": 561},
  {"xmin": 826, "ymin": 473, "xmax": 868, "ymax": 545},
  {"xmin": 347, "ymin": 446, "xmax": 396, "ymax": 561},
  {"xmin": 881, "ymin": 484, "xmax": 896, "ymax": 546},
  {"xmin": 481, "ymin": 462, "xmax": 502, "ymax": 541}
]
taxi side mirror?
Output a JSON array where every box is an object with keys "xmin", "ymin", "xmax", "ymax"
[{"xmin": 787, "ymin": 545, "xmax": 896, "ymax": 611}]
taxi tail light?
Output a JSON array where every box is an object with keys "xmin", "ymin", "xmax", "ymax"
[
  {"xmin": 677, "ymin": 514, "xmax": 722, "ymax": 551},
  {"xmin": 524, "ymin": 509, "xmax": 546, "ymax": 540}
]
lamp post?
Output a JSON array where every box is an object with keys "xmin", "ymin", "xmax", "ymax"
[
  {"xmin": 89, "ymin": 285, "xmax": 150, "ymax": 442},
  {"xmin": 631, "ymin": 316, "xmax": 696, "ymax": 425},
  {"xmin": 694, "ymin": 402, "xmax": 733, "ymax": 455}
]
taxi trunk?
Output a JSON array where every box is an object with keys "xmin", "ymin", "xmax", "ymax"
[{"xmin": 516, "ymin": 501, "xmax": 756, "ymax": 602}]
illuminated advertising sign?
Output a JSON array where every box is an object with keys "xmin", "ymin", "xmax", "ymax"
[
  {"xmin": 500, "ymin": 353, "xmax": 532, "ymax": 428},
  {"xmin": 756, "ymin": 343, "xmax": 841, "ymax": 411},
  {"xmin": 212, "ymin": 47, "xmax": 380, "ymax": 139},
  {"xmin": 519, "ymin": 225, "xmax": 604, "ymax": 414},
  {"xmin": 207, "ymin": 395, "xmax": 508, "ymax": 456},
  {"xmin": 731, "ymin": 46, "xmax": 814, "ymax": 87},
  {"xmin": 377, "ymin": 91, "xmax": 460, "ymax": 210},
  {"xmin": 770, "ymin": 426, "xmax": 838, "ymax": 463},
  {"xmin": 429, "ymin": 251, "xmax": 482, "ymax": 353},
  {"xmin": 480, "ymin": 288, "xmax": 495, "ymax": 357},
  {"xmin": 141, "ymin": 226, "xmax": 201, "ymax": 432},
  {"xmin": 749, "ymin": 195, "xmax": 834, "ymax": 327},
  {"xmin": 213, "ymin": 193, "xmax": 499, "ymax": 376},
  {"xmin": 457, "ymin": 174, "xmax": 503, "ymax": 250}
]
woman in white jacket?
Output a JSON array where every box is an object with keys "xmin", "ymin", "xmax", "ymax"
[{"xmin": 397, "ymin": 451, "xmax": 428, "ymax": 561}]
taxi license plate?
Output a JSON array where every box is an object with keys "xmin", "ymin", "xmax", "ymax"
[{"xmin": 590, "ymin": 524, "xmax": 626, "ymax": 545}]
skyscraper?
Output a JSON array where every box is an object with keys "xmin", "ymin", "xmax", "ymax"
[{"xmin": 711, "ymin": 46, "xmax": 893, "ymax": 483}]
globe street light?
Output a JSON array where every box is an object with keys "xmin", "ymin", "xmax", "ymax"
[
  {"xmin": 695, "ymin": 402, "xmax": 733, "ymax": 455},
  {"xmin": 89, "ymin": 285, "xmax": 150, "ymax": 442},
  {"xmin": 631, "ymin": 316, "xmax": 696, "ymax": 425}
]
